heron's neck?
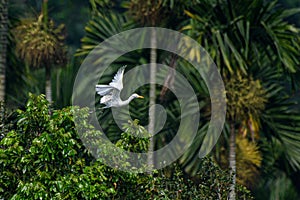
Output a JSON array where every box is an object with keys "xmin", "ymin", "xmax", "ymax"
[{"xmin": 119, "ymin": 95, "xmax": 136, "ymax": 106}]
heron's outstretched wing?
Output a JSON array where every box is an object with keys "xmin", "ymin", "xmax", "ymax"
[
  {"xmin": 96, "ymin": 85, "xmax": 116, "ymax": 107},
  {"xmin": 109, "ymin": 66, "xmax": 126, "ymax": 91},
  {"xmin": 95, "ymin": 66, "xmax": 126, "ymax": 108},
  {"xmin": 95, "ymin": 85, "xmax": 113, "ymax": 96}
]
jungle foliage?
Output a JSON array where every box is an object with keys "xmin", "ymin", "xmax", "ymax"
[{"xmin": 0, "ymin": 94, "xmax": 252, "ymax": 199}]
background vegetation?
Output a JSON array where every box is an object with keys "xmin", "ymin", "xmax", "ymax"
[{"xmin": 1, "ymin": 0, "xmax": 300, "ymax": 199}]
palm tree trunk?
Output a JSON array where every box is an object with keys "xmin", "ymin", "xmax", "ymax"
[
  {"xmin": 148, "ymin": 28, "xmax": 157, "ymax": 170},
  {"xmin": 45, "ymin": 66, "xmax": 52, "ymax": 103},
  {"xmin": 229, "ymin": 123, "xmax": 236, "ymax": 200},
  {"xmin": 0, "ymin": 0, "xmax": 8, "ymax": 102},
  {"xmin": 42, "ymin": 0, "xmax": 51, "ymax": 103}
]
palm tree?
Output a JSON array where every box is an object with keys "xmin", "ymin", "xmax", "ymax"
[
  {"xmin": 0, "ymin": 0, "xmax": 8, "ymax": 101},
  {"xmin": 127, "ymin": 0, "xmax": 168, "ymax": 170},
  {"xmin": 76, "ymin": 3, "xmax": 149, "ymax": 142},
  {"xmin": 13, "ymin": 0, "xmax": 66, "ymax": 103},
  {"xmin": 79, "ymin": 0, "xmax": 188, "ymax": 170},
  {"xmin": 183, "ymin": 0, "xmax": 300, "ymax": 198},
  {"xmin": 77, "ymin": 0, "xmax": 300, "ymax": 198}
]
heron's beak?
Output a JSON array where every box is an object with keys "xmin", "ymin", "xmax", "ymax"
[{"xmin": 137, "ymin": 95, "xmax": 144, "ymax": 99}]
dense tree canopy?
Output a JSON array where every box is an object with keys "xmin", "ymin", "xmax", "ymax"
[{"xmin": 1, "ymin": 0, "xmax": 300, "ymax": 199}]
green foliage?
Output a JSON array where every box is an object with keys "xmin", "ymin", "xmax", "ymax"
[
  {"xmin": 4, "ymin": 0, "xmax": 300, "ymax": 198},
  {"xmin": 0, "ymin": 94, "xmax": 117, "ymax": 199},
  {"xmin": 116, "ymin": 119, "xmax": 150, "ymax": 153},
  {"xmin": 184, "ymin": 0, "xmax": 300, "ymax": 75},
  {"xmin": 236, "ymin": 135, "xmax": 262, "ymax": 188},
  {"xmin": 226, "ymin": 73, "xmax": 267, "ymax": 122},
  {"xmin": 0, "ymin": 94, "xmax": 88, "ymax": 199},
  {"xmin": 255, "ymin": 170, "xmax": 299, "ymax": 200},
  {"xmin": 0, "ymin": 94, "xmax": 252, "ymax": 199},
  {"xmin": 0, "ymin": 101, "xmax": 14, "ymax": 141},
  {"xmin": 76, "ymin": 9, "xmax": 134, "ymax": 58},
  {"xmin": 13, "ymin": 15, "xmax": 66, "ymax": 68},
  {"xmin": 6, "ymin": 1, "xmax": 42, "ymax": 108},
  {"xmin": 219, "ymin": 134, "xmax": 262, "ymax": 188},
  {"xmin": 75, "ymin": 0, "xmax": 300, "ymax": 198},
  {"xmin": 183, "ymin": 1, "xmax": 300, "ymax": 197},
  {"xmin": 52, "ymin": 59, "xmax": 81, "ymax": 108},
  {"xmin": 126, "ymin": 0, "xmax": 167, "ymax": 25}
]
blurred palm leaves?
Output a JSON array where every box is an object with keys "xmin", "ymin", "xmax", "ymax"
[
  {"xmin": 76, "ymin": 11, "xmax": 133, "ymax": 57},
  {"xmin": 225, "ymin": 73, "xmax": 267, "ymax": 123},
  {"xmin": 77, "ymin": 6, "xmax": 148, "ymax": 142},
  {"xmin": 77, "ymin": 0, "xmax": 300, "ymax": 198},
  {"xmin": 6, "ymin": 1, "xmax": 42, "ymax": 107},
  {"xmin": 126, "ymin": 0, "xmax": 165, "ymax": 25},
  {"xmin": 236, "ymin": 135, "xmax": 262, "ymax": 188},
  {"xmin": 218, "ymin": 134, "xmax": 262, "ymax": 188},
  {"xmin": 181, "ymin": 0, "xmax": 300, "ymax": 197},
  {"xmin": 12, "ymin": 1, "xmax": 67, "ymax": 102},
  {"xmin": 183, "ymin": 0, "xmax": 300, "ymax": 75},
  {"xmin": 13, "ymin": 15, "xmax": 66, "ymax": 69}
]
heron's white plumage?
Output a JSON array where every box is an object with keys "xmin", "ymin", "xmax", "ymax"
[
  {"xmin": 100, "ymin": 94, "xmax": 112, "ymax": 104},
  {"xmin": 109, "ymin": 66, "xmax": 125, "ymax": 91},
  {"xmin": 96, "ymin": 66, "xmax": 143, "ymax": 108},
  {"xmin": 96, "ymin": 85, "xmax": 113, "ymax": 96}
]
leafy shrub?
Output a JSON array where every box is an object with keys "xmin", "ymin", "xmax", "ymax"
[
  {"xmin": 0, "ymin": 94, "xmax": 112, "ymax": 199},
  {"xmin": 0, "ymin": 102, "xmax": 15, "ymax": 141},
  {"xmin": 0, "ymin": 94, "xmax": 252, "ymax": 199}
]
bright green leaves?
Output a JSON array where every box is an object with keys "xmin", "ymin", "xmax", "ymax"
[
  {"xmin": 116, "ymin": 119, "xmax": 150, "ymax": 153},
  {"xmin": 0, "ymin": 93, "xmax": 133, "ymax": 199},
  {"xmin": 0, "ymin": 94, "xmax": 89, "ymax": 199},
  {"xmin": 0, "ymin": 94, "xmax": 253, "ymax": 199}
]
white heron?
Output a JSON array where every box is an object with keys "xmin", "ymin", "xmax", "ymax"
[{"xmin": 96, "ymin": 66, "xmax": 144, "ymax": 108}]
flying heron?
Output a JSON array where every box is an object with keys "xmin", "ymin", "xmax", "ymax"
[{"xmin": 96, "ymin": 66, "xmax": 144, "ymax": 108}]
